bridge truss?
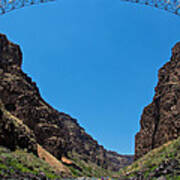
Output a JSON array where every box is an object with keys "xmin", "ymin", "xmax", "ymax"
[
  {"xmin": 122, "ymin": 0, "xmax": 180, "ymax": 15},
  {"xmin": 0, "ymin": 0, "xmax": 54, "ymax": 14},
  {"xmin": 0, "ymin": 0, "xmax": 180, "ymax": 15}
]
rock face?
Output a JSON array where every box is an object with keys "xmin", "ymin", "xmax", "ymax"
[
  {"xmin": 0, "ymin": 34, "xmax": 133, "ymax": 171},
  {"xmin": 0, "ymin": 100, "xmax": 37, "ymax": 154},
  {"xmin": 135, "ymin": 42, "xmax": 180, "ymax": 160}
]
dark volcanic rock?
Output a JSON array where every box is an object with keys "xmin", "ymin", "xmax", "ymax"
[
  {"xmin": 124, "ymin": 158, "xmax": 180, "ymax": 180},
  {"xmin": 135, "ymin": 42, "xmax": 180, "ymax": 160},
  {"xmin": 0, "ymin": 34, "xmax": 133, "ymax": 171},
  {"xmin": 0, "ymin": 100, "xmax": 37, "ymax": 154}
]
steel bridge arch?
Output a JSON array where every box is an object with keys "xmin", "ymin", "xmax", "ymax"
[{"xmin": 0, "ymin": 0, "xmax": 180, "ymax": 15}]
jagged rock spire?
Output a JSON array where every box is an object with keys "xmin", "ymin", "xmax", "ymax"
[{"xmin": 0, "ymin": 34, "xmax": 22, "ymax": 68}]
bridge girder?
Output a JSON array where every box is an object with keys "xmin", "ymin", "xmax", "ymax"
[{"xmin": 0, "ymin": 0, "xmax": 180, "ymax": 15}]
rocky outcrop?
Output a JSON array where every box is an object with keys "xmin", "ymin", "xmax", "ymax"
[
  {"xmin": 124, "ymin": 159, "xmax": 180, "ymax": 180},
  {"xmin": 120, "ymin": 135, "xmax": 180, "ymax": 180},
  {"xmin": 0, "ymin": 95, "xmax": 70, "ymax": 177},
  {"xmin": 0, "ymin": 34, "xmax": 133, "ymax": 171},
  {"xmin": 135, "ymin": 42, "xmax": 180, "ymax": 160},
  {"xmin": 0, "ymin": 100, "xmax": 37, "ymax": 154}
]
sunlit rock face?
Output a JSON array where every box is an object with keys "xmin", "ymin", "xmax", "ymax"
[
  {"xmin": 0, "ymin": 34, "xmax": 133, "ymax": 171},
  {"xmin": 135, "ymin": 42, "xmax": 180, "ymax": 160}
]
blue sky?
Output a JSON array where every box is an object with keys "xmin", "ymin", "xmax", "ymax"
[{"xmin": 1, "ymin": 0, "xmax": 180, "ymax": 154}]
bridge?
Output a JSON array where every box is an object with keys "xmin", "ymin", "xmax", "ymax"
[{"xmin": 0, "ymin": 0, "xmax": 180, "ymax": 15}]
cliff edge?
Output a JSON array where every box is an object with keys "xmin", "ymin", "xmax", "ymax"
[
  {"xmin": 135, "ymin": 42, "xmax": 180, "ymax": 160},
  {"xmin": 0, "ymin": 34, "xmax": 133, "ymax": 175}
]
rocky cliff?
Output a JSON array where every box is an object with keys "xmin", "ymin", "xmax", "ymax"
[
  {"xmin": 0, "ymin": 100, "xmax": 37, "ymax": 154},
  {"xmin": 135, "ymin": 42, "xmax": 180, "ymax": 160},
  {"xmin": 0, "ymin": 34, "xmax": 133, "ymax": 173},
  {"xmin": 120, "ymin": 135, "xmax": 180, "ymax": 180}
]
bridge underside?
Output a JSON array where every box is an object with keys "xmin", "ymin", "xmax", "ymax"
[
  {"xmin": 122, "ymin": 0, "xmax": 180, "ymax": 15},
  {"xmin": 0, "ymin": 0, "xmax": 54, "ymax": 14},
  {"xmin": 0, "ymin": 0, "xmax": 179, "ymax": 17}
]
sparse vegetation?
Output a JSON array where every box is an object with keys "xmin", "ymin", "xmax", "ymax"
[
  {"xmin": 119, "ymin": 136, "xmax": 180, "ymax": 179},
  {"xmin": 0, "ymin": 146, "xmax": 61, "ymax": 179},
  {"xmin": 0, "ymin": 146, "xmax": 122, "ymax": 179},
  {"xmin": 65, "ymin": 152, "xmax": 118, "ymax": 178}
]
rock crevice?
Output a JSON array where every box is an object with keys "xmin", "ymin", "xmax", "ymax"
[{"xmin": 152, "ymin": 97, "xmax": 160, "ymax": 149}]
